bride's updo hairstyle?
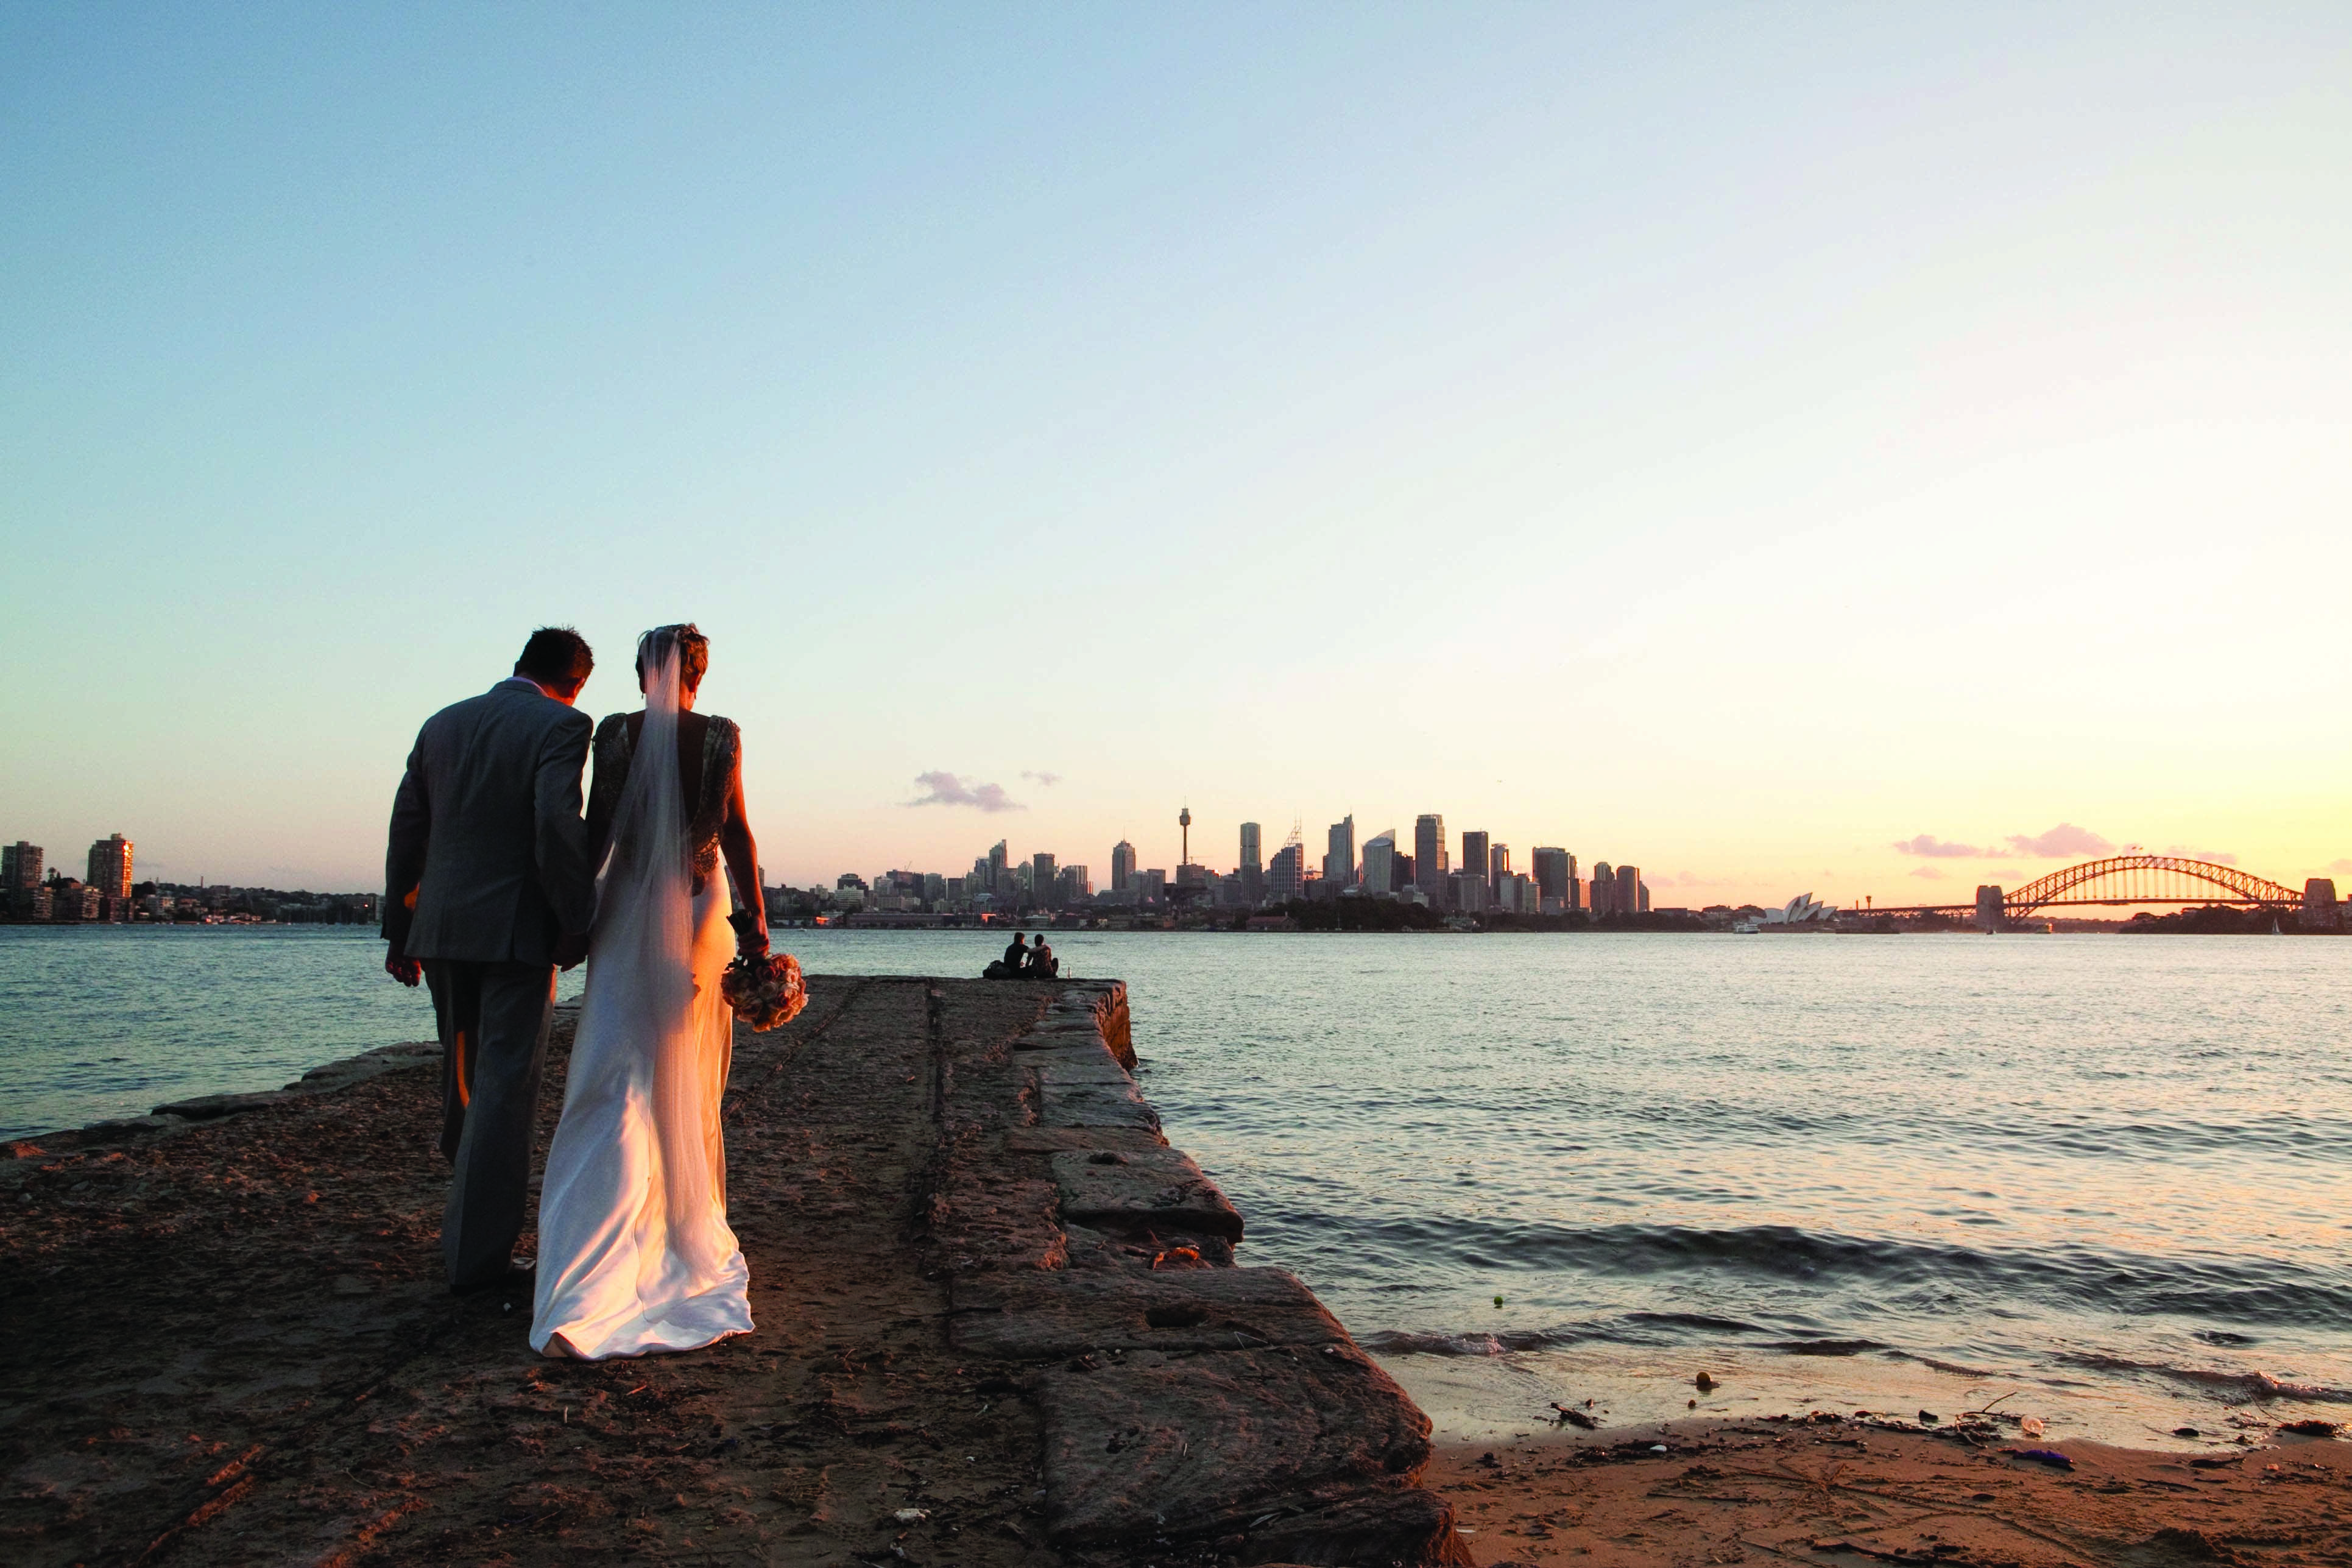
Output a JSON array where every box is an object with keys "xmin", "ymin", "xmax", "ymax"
[{"xmin": 635, "ymin": 623, "xmax": 711, "ymax": 694}]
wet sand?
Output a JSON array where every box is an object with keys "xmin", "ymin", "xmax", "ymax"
[{"xmin": 1425, "ymin": 1418, "xmax": 2350, "ymax": 1566}]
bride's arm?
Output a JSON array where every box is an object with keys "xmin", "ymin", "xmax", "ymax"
[{"xmin": 718, "ymin": 735, "xmax": 768, "ymax": 952}]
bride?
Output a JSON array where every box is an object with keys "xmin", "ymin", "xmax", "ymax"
[{"xmin": 532, "ymin": 623, "xmax": 766, "ymax": 1358}]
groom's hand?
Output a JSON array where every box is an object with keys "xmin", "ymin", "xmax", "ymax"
[
  {"xmin": 384, "ymin": 946, "xmax": 422, "ymax": 987},
  {"xmin": 554, "ymin": 931, "xmax": 590, "ymax": 971}
]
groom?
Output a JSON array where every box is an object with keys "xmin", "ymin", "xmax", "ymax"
[{"xmin": 382, "ymin": 627, "xmax": 599, "ymax": 1293}]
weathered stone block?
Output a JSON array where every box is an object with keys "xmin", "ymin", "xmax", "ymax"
[
  {"xmin": 1036, "ymin": 1079, "xmax": 1160, "ymax": 1132},
  {"xmin": 1003, "ymin": 1126, "xmax": 1167, "ymax": 1155},
  {"xmin": 1034, "ymin": 1345, "xmax": 1433, "ymax": 1549},
  {"xmin": 950, "ymin": 1266, "xmax": 1343, "ymax": 1359},
  {"xmin": 1242, "ymin": 1486, "xmax": 1475, "ymax": 1567},
  {"xmin": 1034, "ymin": 1052, "xmax": 1135, "ymax": 1089},
  {"xmin": 1051, "ymin": 1148, "xmax": 1241, "ymax": 1241}
]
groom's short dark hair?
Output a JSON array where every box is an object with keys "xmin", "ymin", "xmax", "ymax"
[{"xmin": 515, "ymin": 627, "xmax": 595, "ymax": 688}]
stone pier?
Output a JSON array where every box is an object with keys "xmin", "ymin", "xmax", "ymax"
[{"xmin": 1, "ymin": 976, "xmax": 1467, "ymax": 1567}]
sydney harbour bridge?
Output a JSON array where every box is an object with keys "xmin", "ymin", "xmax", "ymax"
[{"xmin": 1868, "ymin": 853, "xmax": 2328, "ymax": 928}]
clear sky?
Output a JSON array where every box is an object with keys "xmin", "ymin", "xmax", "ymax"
[{"xmin": 4, "ymin": 4, "xmax": 2347, "ymax": 904}]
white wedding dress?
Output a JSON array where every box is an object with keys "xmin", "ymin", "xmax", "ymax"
[{"xmin": 531, "ymin": 643, "xmax": 752, "ymax": 1358}]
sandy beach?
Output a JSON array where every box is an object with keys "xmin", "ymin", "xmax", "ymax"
[{"xmin": 1424, "ymin": 1419, "xmax": 2349, "ymax": 1567}]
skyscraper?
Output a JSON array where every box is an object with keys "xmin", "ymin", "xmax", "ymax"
[
  {"xmin": 1032, "ymin": 852, "xmax": 1057, "ymax": 910},
  {"xmin": 1413, "ymin": 815, "xmax": 1448, "ymax": 903},
  {"xmin": 1238, "ymin": 822, "xmax": 1264, "ymax": 906},
  {"xmin": 1268, "ymin": 841, "xmax": 1307, "ymax": 902},
  {"xmin": 1488, "ymin": 842, "xmax": 1511, "ymax": 900},
  {"xmin": 87, "ymin": 834, "xmax": 132, "ymax": 900},
  {"xmin": 1591, "ymin": 861, "xmax": 1616, "ymax": 917},
  {"xmin": 1324, "ymin": 815, "xmax": 1355, "ymax": 889},
  {"xmin": 1531, "ymin": 847, "xmax": 1573, "ymax": 911},
  {"xmin": 1461, "ymin": 831, "xmax": 1490, "ymax": 888},
  {"xmin": 1619, "ymin": 866, "xmax": 1642, "ymax": 916},
  {"xmin": 987, "ymin": 839, "xmax": 1009, "ymax": 894},
  {"xmin": 1111, "ymin": 839, "xmax": 1137, "ymax": 894},
  {"xmin": 4, "ymin": 841, "xmax": 43, "ymax": 890},
  {"xmin": 1360, "ymin": 830, "xmax": 1397, "ymax": 897},
  {"xmin": 1239, "ymin": 822, "xmax": 1262, "ymax": 872}
]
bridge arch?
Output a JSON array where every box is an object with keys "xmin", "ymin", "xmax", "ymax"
[{"xmin": 2005, "ymin": 855, "xmax": 2302, "ymax": 916}]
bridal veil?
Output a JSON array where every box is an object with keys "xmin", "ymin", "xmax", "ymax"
[{"xmin": 530, "ymin": 634, "xmax": 752, "ymax": 1358}]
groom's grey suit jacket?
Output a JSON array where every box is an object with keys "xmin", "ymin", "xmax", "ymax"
[{"xmin": 383, "ymin": 680, "xmax": 598, "ymax": 966}]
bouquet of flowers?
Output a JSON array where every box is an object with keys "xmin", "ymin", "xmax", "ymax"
[{"xmin": 721, "ymin": 948, "xmax": 806, "ymax": 1032}]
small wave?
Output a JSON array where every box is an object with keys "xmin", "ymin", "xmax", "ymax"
[
  {"xmin": 1263, "ymin": 1212, "xmax": 2352, "ymax": 1330},
  {"xmin": 1626, "ymin": 1311, "xmax": 1768, "ymax": 1334},
  {"xmin": 1360, "ymin": 1325, "xmax": 1598, "ymax": 1357},
  {"xmin": 1762, "ymin": 1338, "xmax": 1887, "ymax": 1357},
  {"xmin": 2055, "ymin": 1353, "xmax": 2352, "ymax": 1404},
  {"xmin": 1887, "ymin": 1351, "xmax": 2001, "ymax": 1378}
]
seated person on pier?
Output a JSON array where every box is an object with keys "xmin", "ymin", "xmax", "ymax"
[
  {"xmin": 984, "ymin": 931, "xmax": 1028, "ymax": 980},
  {"xmin": 1025, "ymin": 938, "xmax": 1058, "ymax": 980}
]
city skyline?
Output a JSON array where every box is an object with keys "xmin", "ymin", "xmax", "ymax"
[{"xmin": 4, "ymin": 8, "xmax": 2347, "ymax": 899}]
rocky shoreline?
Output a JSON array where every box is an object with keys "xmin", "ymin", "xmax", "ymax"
[
  {"xmin": 7, "ymin": 977, "xmax": 2343, "ymax": 1567},
  {"xmin": 1, "ymin": 975, "xmax": 1468, "ymax": 1566}
]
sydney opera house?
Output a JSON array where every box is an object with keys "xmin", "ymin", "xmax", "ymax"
[{"xmin": 1766, "ymin": 891, "xmax": 1840, "ymax": 923}]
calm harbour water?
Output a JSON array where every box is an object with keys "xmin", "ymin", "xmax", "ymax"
[{"xmin": 5, "ymin": 924, "xmax": 2347, "ymax": 1442}]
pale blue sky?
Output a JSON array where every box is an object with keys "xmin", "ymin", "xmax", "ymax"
[{"xmin": 5, "ymin": 5, "xmax": 2348, "ymax": 900}]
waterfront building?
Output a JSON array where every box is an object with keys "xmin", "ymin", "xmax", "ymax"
[
  {"xmin": 1616, "ymin": 866, "xmax": 1643, "ymax": 914},
  {"xmin": 1489, "ymin": 843, "xmax": 1511, "ymax": 901},
  {"xmin": 1773, "ymin": 892, "xmax": 1838, "ymax": 924},
  {"xmin": 1111, "ymin": 839, "xmax": 1137, "ymax": 894},
  {"xmin": 1238, "ymin": 821, "xmax": 1266, "ymax": 907},
  {"xmin": 1324, "ymin": 816, "xmax": 1355, "ymax": 889},
  {"xmin": 1033, "ymin": 853, "xmax": 1058, "ymax": 910},
  {"xmin": 1413, "ymin": 815, "xmax": 1449, "ymax": 904},
  {"xmin": 1450, "ymin": 870, "xmax": 1489, "ymax": 913},
  {"xmin": 1062, "ymin": 864, "xmax": 1091, "ymax": 902},
  {"xmin": 923, "ymin": 872, "xmax": 946, "ymax": 903},
  {"xmin": 4, "ymin": 841, "xmax": 41, "ymax": 890},
  {"xmin": 1360, "ymin": 830, "xmax": 1397, "ymax": 899},
  {"xmin": 1531, "ymin": 847, "xmax": 1573, "ymax": 910},
  {"xmin": 1142, "ymin": 868, "xmax": 1168, "ymax": 905},
  {"xmin": 1591, "ymin": 861, "xmax": 1616, "ymax": 917},
  {"xmin": 987, "ymin": 840, "xmax": 1009, "ymax": 895},
  {"xmin": 1268, "ymin": 841, "xmax": 1307, "ymax": 902},
  {"xmin": 1461, "ymin": 831, "xmax": 1490, "ymax": 888}
]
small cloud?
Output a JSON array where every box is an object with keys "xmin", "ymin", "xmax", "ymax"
[
  {"xmin": 1021, "ymin": 770, "xmax": 1063, "ymax": 787},
  {"xmin": 2329, "ymin": 858, "xmax": 2352, "ymax": 876},
  {"xmin": 1907, "ymin": 865, "xmax": 1946, "ymax": 880},
  {"xmin": 904, "ymin": 771, "xmax": 1023, "ymax": 813},
  {"xmin": 1893, "ymin": 834, "xmax": 1987, "ymax": 858},
  {"xmin": 2004, "ymin": 823, "xmax": 2114, "ymax": 858},
  {"xmin": 2162, "ymin": 844, "xmax": 2237, "ymax": 865}
]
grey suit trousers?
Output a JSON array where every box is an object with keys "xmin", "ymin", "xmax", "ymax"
[{"xmin": 428, "ymin": 958, "xmax": 556, "ymax": 1292}]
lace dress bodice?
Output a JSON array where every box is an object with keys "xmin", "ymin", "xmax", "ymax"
[{"xmin": 586, "ymin": 712, "xmax": 741, "ymax": 892}]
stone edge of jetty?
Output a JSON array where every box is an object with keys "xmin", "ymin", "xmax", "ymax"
[{"xmin": 7, "ymin": 978, "xmax": 1474, "ymax": 1567}]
